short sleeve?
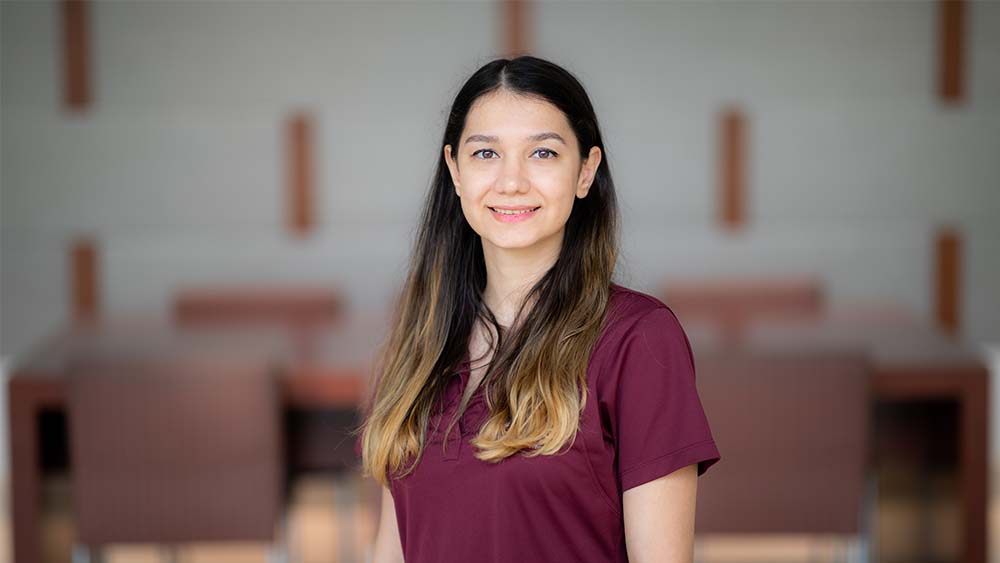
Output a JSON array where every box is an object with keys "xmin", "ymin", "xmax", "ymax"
[{"xmin": 598, "ymin": 306, "xmax": 721, "ymax": 492}]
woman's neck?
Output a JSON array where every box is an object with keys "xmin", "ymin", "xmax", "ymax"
[{"xmin": 480, "ymin": 232, "xmax": 562, "ymax": 327}]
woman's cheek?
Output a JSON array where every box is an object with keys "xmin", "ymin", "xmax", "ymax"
[{"xmin": 459, "ymin": 201, "xmax": 484, "ymax": 235}]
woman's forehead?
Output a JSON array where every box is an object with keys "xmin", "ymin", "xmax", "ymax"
[{"xmin": 463, "ymin": 91, "xmax": 575, "ymax": 144}]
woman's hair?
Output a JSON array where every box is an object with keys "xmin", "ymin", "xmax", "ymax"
[{"xmin": 355, "ymin": 55, "xmax": 620, "ymax": 486}]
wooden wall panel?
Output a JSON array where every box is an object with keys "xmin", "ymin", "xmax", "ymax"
[
  {"xmin": 719, "ymin": 107, "xmax": 746, "ymax": 230},
  {"xmin": 938, "ymin": 0, "xmax": 965, "ymax": 103},
  {"xmin": 61, "ymin": 0, "xmax": 91, "ymax": 111},
  {"xmin": 502, "ymin": 0, "xmax": 532, "ymax": 58},
  {"xmin": 287, "ymin": 112, "xmax": 315, "ymax": 237},
  {"xmin": 934, "ymin": 226, "xmax": 962, "ymax": 336},
  {"xmin": 70, "ymin": 237, "xmax": 99, "ymax": 323}
]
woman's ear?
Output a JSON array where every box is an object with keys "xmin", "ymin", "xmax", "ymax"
[
  {"xmin": 576, "ymin": 146, "xmax": 602, "ymax": 198},
  {"xmin": 444, "ymin": 144, "xmax": 461, "ymax": 195}
]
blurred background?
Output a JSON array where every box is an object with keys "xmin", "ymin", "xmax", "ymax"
[{"xmin": 1, "ymin": 0, "xmax": 998, "ymax": 562}]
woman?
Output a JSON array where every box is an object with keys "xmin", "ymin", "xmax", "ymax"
[{"xmin": 355, "ymin": 56, "xmax": 721, "ymax": 563}]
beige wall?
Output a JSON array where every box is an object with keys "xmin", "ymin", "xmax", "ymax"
[{"xmin": 2, "ymin": 0, "xmax": 998, "ymax": 476}]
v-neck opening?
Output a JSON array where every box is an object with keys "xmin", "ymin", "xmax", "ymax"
[
  {"xmin": 455, "ymin": 349, "xmax": 489, "ymax": 434},
  {"xmin": 458, "ymin": 351, "xmax": 480, "ymax": 401}
]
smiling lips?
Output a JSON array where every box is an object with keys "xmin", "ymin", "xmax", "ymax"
[{"xmin": 488, "ymin": 205, "xmax": 541, "ymax": 223}]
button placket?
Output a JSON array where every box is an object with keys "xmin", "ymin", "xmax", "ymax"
[{"xmin": 458, "ymin": 392, "xmax": 489, "ymax": 436}]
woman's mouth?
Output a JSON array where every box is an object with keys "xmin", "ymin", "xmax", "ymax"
[{"xmin": 489, "ymin": 206, "xmax": 540, "ymax": 223}]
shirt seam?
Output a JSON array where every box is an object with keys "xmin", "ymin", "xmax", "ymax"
[
  {"xmin": 592, "ymin": 304, "xmax": 668, "ymax": 391},
  {"xmin": 578, "ymin": 407, "xmax": 623, "ymax": 518},
  {"xmin": 592, "ymin": 289, "xmax": 662, "ymax": 352},
  {"xmin": 639, "ymin": 307, "xmax": 686, "ymax": 370},
  {"xmin": 619, "ymin": 288, "xmax": 668, "ymax": 311},
  {"xmin": 619, "ymin": 438, "xmax": 716, "ymax": 477}
]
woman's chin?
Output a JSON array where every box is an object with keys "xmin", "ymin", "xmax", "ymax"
[{"xmin": 484, "ymin": 235, "xmax": 541, "ymax": 252}]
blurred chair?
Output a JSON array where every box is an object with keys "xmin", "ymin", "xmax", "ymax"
[
  {"xmin": 172, "ymin": 284, "xmax": 358, "ymax": 475},
  {"xmin": 67, "ymin": 358, "xmax": 287, "ymax": 563},
  {"xmin": 171, "ymin": 283, "xmax": 368, "ymax": 559},
  {"xmin": 694, "ymin": 348, "xmax": 875, "ymax": 562},
  {"xmin": 662, "ymin": 275, "xmax": 824, "ymax": 323},
  {"xmin": 172, "ymin": 285, "xmax": 344, "ymax": 328}
]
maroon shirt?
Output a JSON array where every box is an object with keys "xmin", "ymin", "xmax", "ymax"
[{"xmin": 365, "ymin": 284, "xmax": 720, "ymax": 562}]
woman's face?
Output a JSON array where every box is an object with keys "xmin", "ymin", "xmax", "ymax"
[{"xmin": 444, "ymin": 90, "xmax": 601, "ymax": 256}]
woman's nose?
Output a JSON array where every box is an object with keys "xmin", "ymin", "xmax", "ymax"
[{"xmin": 495, "ymin": 158, "xmax": 530, "ymax": 194}]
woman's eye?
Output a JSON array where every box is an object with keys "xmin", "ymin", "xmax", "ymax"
[
  {"xmin": 533, "ymin": 148, "xmax": 557, "ymax": 159},
  {"xmin": 472, "ymin": 149, "xmax": 498, "ymax": 159}
]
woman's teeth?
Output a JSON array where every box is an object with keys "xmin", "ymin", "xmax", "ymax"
[{"xmin": 490, "ymin": 207, "xmax": 538, "ymax": 215}]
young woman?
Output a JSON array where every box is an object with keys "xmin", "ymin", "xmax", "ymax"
[{"xmin": 355, "ymin": 55, "xmax": 720, "ymax": 563}]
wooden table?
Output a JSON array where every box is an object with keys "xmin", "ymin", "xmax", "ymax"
[
  {"xmin": 8, "ymin": 307, "xmax": 989, "ymax": 563},
  {"xmin": 682, "ymin": 305, "xmax": 989, "ymax": 563},
  {"xmin": 8, "ymin": 313, "xmax": 390, "ymax": 563}
]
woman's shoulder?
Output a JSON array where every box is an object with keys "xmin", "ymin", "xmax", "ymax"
[
  {"xmin": 607, "ymin": 283, "xmax": 674, "ymax": 324},
  {"xmin": 597, "ymin": 283, "xmax": 680, "ymax": 350},
  {"xmin": 590, "ymin": 283, "xmax": 695, "ymax": 392}
]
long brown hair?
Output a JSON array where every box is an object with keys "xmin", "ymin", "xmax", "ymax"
[{"xmin": 355, "ymin": 56, "xmax": 620, "ymax": 487}]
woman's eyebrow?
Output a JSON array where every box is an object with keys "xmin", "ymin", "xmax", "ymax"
[
  {"xmin": 528, "ymin": 132, "xmax": 567, "ymax": 144},
  {"xmin": 463, "ymin": 132, "xmax": 567, "ymax": 145},
  {"xmin": 464, "ymin": 134, "xmax": 498, "ymax": 144}
]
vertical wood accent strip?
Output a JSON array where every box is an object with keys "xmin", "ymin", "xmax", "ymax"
[
  {"xmin": 503, "ymin": 0, "xmax": 531, "ymax": 58},
  {"xmin": 938, "ymin": 0, "xmax": 965, "ymax": 103},
  {"xmin": 71, "ymin": 237, "xmax": 99, "ymax": 323},
  {"xmin": 719, "ymin": 107, "xmax": 746, "ymax": 230},
  {"xmin": 287, "ymin": 112, "xmax": 314, "ymax": 237},
  {"xmin": 934, "ymin": 226, "xmax": 961, "ymax": 335},
  {"xmin": 61, "ymin": 0, "xmax": 91, "ymax": 111}
]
